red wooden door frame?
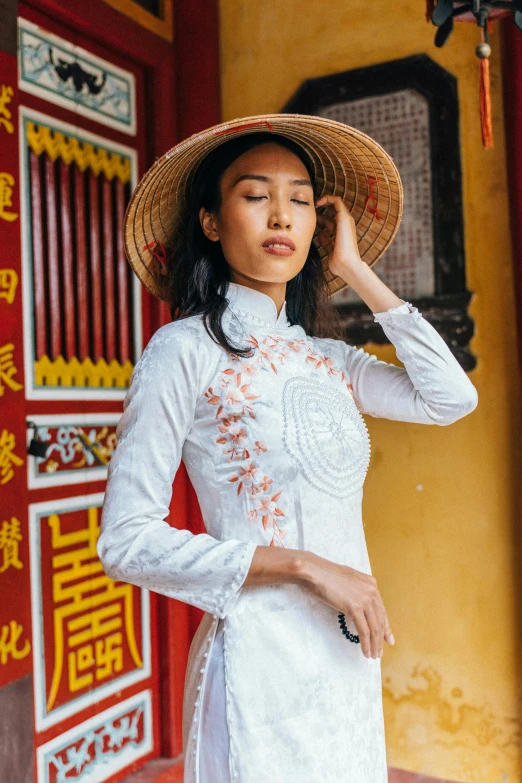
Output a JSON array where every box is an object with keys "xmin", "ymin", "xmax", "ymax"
[{"xmin": 20, "ymin": 0, "xmax": 222, "ymax": 770}]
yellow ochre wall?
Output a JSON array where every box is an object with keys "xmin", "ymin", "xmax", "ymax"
[{"xmin": 219, "ymin": 2, "xmax": 522, "ymax": 781}]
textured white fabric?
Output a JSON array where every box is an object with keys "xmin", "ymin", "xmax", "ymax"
[
  {"xmin": 98, "ymin": 282, "xmax": 478, "ymax": 783},
  {"xmin": 199, "ymin": 619, "xmax": 230, "ymax": 783}
]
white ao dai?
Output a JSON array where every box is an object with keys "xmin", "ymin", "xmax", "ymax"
[{"xmin": 98, "ymin": 282, "xmax": 478, "ymax": 783}]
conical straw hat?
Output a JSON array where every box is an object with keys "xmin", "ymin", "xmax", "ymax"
[{"xmin": 124, "ymin": 112, "xmax": 403, "ymax": 301}]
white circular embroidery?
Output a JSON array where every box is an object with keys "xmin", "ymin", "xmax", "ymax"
[{"xmin": 282, "ymin": 376, "xmax": 371, "ymax": 498}]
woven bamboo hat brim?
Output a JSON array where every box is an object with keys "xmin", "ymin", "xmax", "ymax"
[{"xmin": 124, "ymin": 113, "xmax": 403, "ymax": 301}]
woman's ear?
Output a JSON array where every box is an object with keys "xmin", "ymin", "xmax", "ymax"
[{"xmin": 199, "ymin": 206, "xmax": 220, "ymax": 243}]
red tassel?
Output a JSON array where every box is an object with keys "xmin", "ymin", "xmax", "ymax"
[
  {"xmin": 479, "ymin": 58, "xmax": 493, "ymax": 148},
  {"xmin": 479, "ymin": 31, "xmax": 494, "ymax": 149},
  {"xmin": 426, "ymin": 0, "xmax": 435, "ymax": 23}
]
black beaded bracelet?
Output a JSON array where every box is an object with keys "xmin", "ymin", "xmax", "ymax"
[{"xmin": 338, "ymin": 612, "xmax": 360, "ymax": 643}]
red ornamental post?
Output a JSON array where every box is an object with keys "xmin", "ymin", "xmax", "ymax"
[{"xmin": 0, "ymin": 50, "xmax": 33, "ymax": 688}]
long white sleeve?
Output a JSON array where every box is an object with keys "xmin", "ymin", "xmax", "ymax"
[
  {"xmin": 310, "ymin": 300, "xmax": 478, "ymax": 426},
  {"xmin": 342, "ymin": 300, "xmax": 478, "ymax": 424},
  {"xmin": 97, "ymin": 321, "xmax": 257, "ymax": 619}
]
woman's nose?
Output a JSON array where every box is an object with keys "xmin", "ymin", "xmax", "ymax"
[{"xmin": 268, "ymin": 208, "xmax": 291, "ymax": 229}]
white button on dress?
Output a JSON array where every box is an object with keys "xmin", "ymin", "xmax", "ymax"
[{"xmin": 98, "ymin": 281, "xmax": 478, "ymax": 783}]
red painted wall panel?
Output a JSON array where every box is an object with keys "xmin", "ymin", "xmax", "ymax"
[{"xmin": 5, "ymin": 0, "xmax": 223, "ymax": 777}]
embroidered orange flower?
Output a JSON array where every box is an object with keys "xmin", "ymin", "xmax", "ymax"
[
  {"xmin": 208, "ymin": 354, "xmax": 289, "ymax": 546},
  {"xmin": 228, "ymin": 459, "xmax": 263, "ymax": 497},
  {"xmin": 240, "ymin": 360, "xmax": 259, "ymax": 378},
  {"xmin": 258, "ymin": 474, "xmax": 273, "ymax": 491},
  {"xmin": 253, "ymin": 440, "xmax": 267, "ymax": 455},
  {"xmin": 287, "ymin": 339, "xmax": 306, "ymax": 353},
  {"xmin": 252, "ymin": 491, "xmax": 287, "ymax": 547},
  {"xmin": 228, "ymin": 424, "xmax": 249, "ymax": 447}
]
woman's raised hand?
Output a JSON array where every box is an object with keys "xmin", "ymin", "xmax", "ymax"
[
  {"xmin": 315, "ymin": 194, "xmax": 363, "ymax": 280},
  {"xmin": 302, "ymin": 551, "xmax": 395, "ymax": 659}
]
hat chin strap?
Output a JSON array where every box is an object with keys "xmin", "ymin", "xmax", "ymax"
[{"xmin": 143, "ymin": 241, "xmax": 168, "ymax": 274}]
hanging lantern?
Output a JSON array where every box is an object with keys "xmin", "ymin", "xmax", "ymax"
[{"xmin": 427, "ymin": 1, "xmax": 522, "ymax": 148}]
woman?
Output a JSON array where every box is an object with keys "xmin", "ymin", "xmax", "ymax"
[{"xmin": 97, "ymin": 114, "xmax": 478, "ymax": 783}]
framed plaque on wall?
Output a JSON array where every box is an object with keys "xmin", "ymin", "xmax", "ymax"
[{"xmin": 283, "ymin": 54, "xmax": 476, "ymax": 370}]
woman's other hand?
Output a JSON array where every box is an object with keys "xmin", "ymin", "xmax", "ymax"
[
  {"xmin": 299, "ymin": 550, "xmax": 395, "ymax": 659},
  {"xmin": 242, "ymin": 545, "xmax": 395, "ymax": 659}
]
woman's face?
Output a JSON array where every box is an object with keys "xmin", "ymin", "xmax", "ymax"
[{"xmin": 199, "ymin": 142, "xmax": 317, "ymax": 287}]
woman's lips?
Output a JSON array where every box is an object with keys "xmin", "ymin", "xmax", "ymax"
[
  {"xmin": 262, "ymin": 235, "xmax": 296, "ymax": 256},
  {"xmin": 262, "ymin": 244, "xmax": 295, "ymax": 257}
]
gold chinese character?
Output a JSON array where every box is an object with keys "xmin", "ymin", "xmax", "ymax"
[
  {"xmin": 47, "ymin": 507, "xmax": 142, "ymax": 711},
  {"xmin": 0, "ymin": 173, "xmax": 18, "ymax": 222},
  {"xmin": 68, "ymin": 632, "xmax": 123, "ymax": 692},
  {"xmin": 0, "ymin": 516, "xmax": 23, "ymax": 572},
  {"xmin": 0, "ymin": 269, "xmax": 18, "ymax": 304},
  {"xmin": 0, "ymin": 620, "xmax": 31, "ymax": 665},
  {"xmin": 0, "ymin": 86, "xmax": 14, "ymax": 134},
  {"xmin": 0, "ymin": 343, "xmax": 23, "ymax": 395},
  {"xmin": 0, "ymin": 429, "xmax": 24, "ymax": 485}
]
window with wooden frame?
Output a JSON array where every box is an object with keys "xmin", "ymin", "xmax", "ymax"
[
  {"xmin": 102, "ymin": 0, "xmax": 173, "ymax": 41},
  {"xmin": 283, "ymin": 54, "xmax": 477, "ymax": 371}
]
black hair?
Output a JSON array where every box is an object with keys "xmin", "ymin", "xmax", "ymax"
[{"xmin": 161, "ymin": 131, "xmax": 345, "ymax": 356}]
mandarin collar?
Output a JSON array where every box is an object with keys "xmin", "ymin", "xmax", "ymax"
[{"xmin": 224, "ymin": 282, "xmax": 290, "ymax": 328}]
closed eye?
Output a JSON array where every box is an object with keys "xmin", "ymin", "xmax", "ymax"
[{"xmin": 244, "ymin": 196, "xmax": 310, "ymax": 205}]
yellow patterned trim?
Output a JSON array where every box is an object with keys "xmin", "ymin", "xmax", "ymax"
[
  {"xmin": 34, "ymin": 355, "xmax": 134, "ymax": 389},
  {"xmin": 26, "ymin": 121, "xmax": 131, "ymax": 184}
]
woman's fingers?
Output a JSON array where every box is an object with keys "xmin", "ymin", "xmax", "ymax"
[
  {"xmin": 372, "ymin": 589, "xmax": 395, "ymax": 648},
  {"xmin": 383, "ymin": 609, "xmax": 395, "ymax": 646},
  {"xmin": 316, "ymin": 193, "xmax": 345, "ymax": 212},
  {"xmin": 316, "ymin": 195, "xmax": 354, "ymax": 224},
  {"xmin": 349, "ymin": 591, "xmax": 382, "ymax": 659},
  {"xmin": 364, "ymin": 605, "xmax": 382, "ymax": 659},
  {"xmin": 314, "ymin": 194, "xmax": 361, "ymax": 274},
  {"xmin": 359, "ymin": 577, "xmax": 391, "ymax": 658},
  {"xmin": 351, "ymin": 607, "xmax": 371, "ymax": 658}
]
